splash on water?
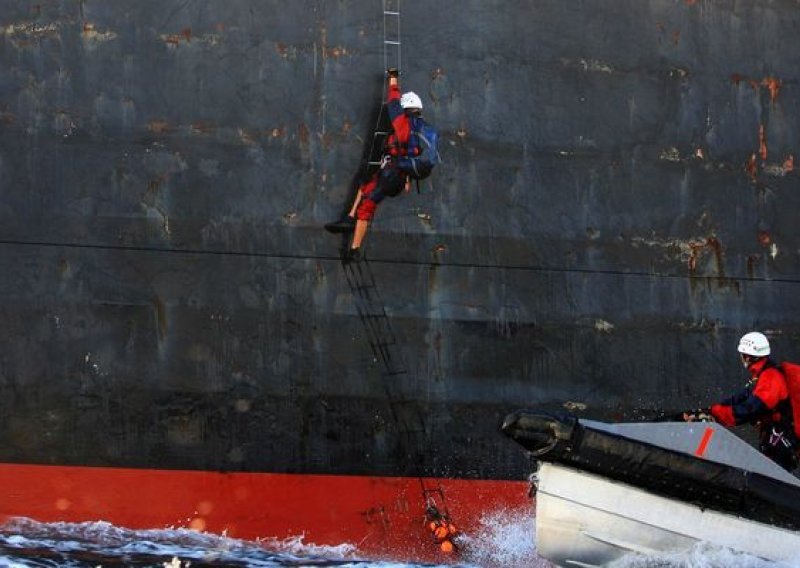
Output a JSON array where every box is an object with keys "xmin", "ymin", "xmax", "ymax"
[
  {"xmin": 0, "ymin": 512, "xmax": 551, "ymax": 568},
  {"xmin": 1, "ymin": 513, "xmax": 798, "ymax": 568},
  {"xmin": 609, "ymin": 541, "xmax": 800, "ymax": 568},
  {"xmin": 457, "ymin": 508, "xmax": 552, "ymax": 568},
  {"xmin": 452, "ymin": 507, "xmax": 800, "ymax": 568}
]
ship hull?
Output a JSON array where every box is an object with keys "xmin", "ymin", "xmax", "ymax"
[
  {"xmin": 2, "ymin": 0, "xmax": 800, "ymax": 562},
  {"xmin": 0, "ymin": 463, "xmax": 529, "ymax": 562}
]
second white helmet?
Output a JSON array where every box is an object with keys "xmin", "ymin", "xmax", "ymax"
[
  {"xmin": 400, "ymin": 91, "xmax": 423, "ymax": 110},
  {"xmin": 737, "ymin": 331, "xmax": 770, "ymax": 357}
]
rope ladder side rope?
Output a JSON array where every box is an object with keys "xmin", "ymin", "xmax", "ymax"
[{"xmin": 341, "ymin": 2, "xmax": 456, "ymax": 546}]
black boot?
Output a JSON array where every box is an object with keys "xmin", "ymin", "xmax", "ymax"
[
  {"xmin": 342, "ymin": 247, "xmax": 363, "ymax": 264},
  {"xmin": 325, "ymin": 216, "xmax": 356, "ymax": 234}
]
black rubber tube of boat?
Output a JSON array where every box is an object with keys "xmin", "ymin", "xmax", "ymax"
[{"xmin": 501, "ymin": 411, "xmax": 800, "ymax": 532}]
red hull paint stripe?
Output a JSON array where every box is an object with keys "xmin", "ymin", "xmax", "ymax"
[
  {"xmin": 694, "ymin": 427, "xmax": 715, "ymax": 457},
  {"xmin": 0, "ymin": 463, "xmax": 530, "ymax": 562}
]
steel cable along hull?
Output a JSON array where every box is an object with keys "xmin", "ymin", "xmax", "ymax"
[{"xmin": 1, "ymin": 0, "xmax": 799, "ymax": 560}]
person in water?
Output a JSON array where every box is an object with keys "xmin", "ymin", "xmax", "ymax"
[
  {"xmin": 685, "ymin": 331, "xmax": 798, "ymax": 471},
  {"xmin": 325, "ymin": 67, "xmax": 423, "ymax": 262}
]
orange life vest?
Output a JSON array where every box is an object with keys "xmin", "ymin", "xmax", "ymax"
[{"xmin": 428, "ymin": 518, "xmax": 459, "ymax": 553}]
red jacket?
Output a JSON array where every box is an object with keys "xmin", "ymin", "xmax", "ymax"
[
  {"xmin": 385, "ymin": 84, "xmax": 414, "ymax": 159},
  {"xmin": 711, "ymin": 358, "xmax": 790, "ymax": 428}
]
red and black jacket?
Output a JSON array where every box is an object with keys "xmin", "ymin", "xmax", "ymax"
[
  {"xmin": 711, "ymin": 358, "xmax": 792, "ymax": 431},
  {"xmin": 384, "ymin": 84, "xmax": 417, "ymax": 163}
]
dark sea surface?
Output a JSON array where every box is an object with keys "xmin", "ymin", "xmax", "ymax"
[
  {"xmin": 0, "ymin": 510, "xmax": 547, "ymax": 568},
  {"xmin": 0, "ymin": 514, "xmax": 795, "ymax": 568}
]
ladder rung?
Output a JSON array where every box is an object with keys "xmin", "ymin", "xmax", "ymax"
[
  {"xmin": 384, "ymin": 11, "xmax": 400, "ymax": 16},
  {"xmin": 368, "ymin": 161, "xmax": 382, "ymax": 165},
  {"xmin": 384, "ymin": 40, "xmax": 401, "ymax": 45},
  {"xmin": 374, "ymin": 131, "xmax": 388, "ymax": 136}
]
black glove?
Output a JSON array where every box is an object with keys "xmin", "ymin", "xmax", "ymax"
[{"xmin": 387, "ymin": 67, "xmax": 400, "ymax": 78}]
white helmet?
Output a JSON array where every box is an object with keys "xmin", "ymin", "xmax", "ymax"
[
  {"xmin": 737, "ymin": 331, "xmax": 770, "ymax": 357},
  {"xmin": 400, "ymin": 91, "xmax": 423, "ymax": 110}
]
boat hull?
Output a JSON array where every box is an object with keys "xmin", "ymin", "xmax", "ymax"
[
  {"xmin": 0, "ymin": 462, "xmax": 529, "ymax": 562},
  {"xmin": 535, "ymin": 461, "xmax": 800, "ymax": 567}
]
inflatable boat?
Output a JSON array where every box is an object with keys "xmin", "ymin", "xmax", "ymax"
[{"xmin": 501, "ymin": 412, "xmax": 800, "ymax": 567}]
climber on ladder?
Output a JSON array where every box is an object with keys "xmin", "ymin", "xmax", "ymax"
[{"xmin": 325, "ymin": 68, "xmax": 439, "ymax": 263}]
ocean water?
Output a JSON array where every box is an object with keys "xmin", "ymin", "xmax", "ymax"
[
  {"xmin": 0, "ymin": 510, "xmax": 546, "ymax": 568},
  {"xmin": 0, "ymin": 512, "xmax": 796, "ymax": 568}
]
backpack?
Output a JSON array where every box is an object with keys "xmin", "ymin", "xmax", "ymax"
[
  {"xmin": 779, "ymin": 361, "xmax": 800, "ymax": 438},
  {"xmin": 398, "ymin": 117, "xmax": 441, "ymax": 180}
]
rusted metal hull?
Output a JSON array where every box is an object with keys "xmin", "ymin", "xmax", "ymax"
[{"xmin": 1, "ymin": 0, "xmax": 799, "ymax": 559}]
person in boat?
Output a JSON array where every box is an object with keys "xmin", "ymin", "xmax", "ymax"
[
  {"xmin": 425, "ymin": 505, "xmax": 460, "ymax": 555},
  {"xmin": 685, "ymin": 331, "xmax": 798, "ymax": 471},
  {"xmin": 325, "ymin": 67, "xmax": 424, "ymax": 262}
]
